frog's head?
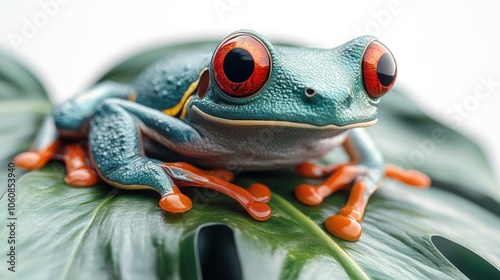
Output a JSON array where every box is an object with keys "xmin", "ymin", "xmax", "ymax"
[{"xmin": 191, "ymin": 29, "xmax": 396, "ymax": 129}]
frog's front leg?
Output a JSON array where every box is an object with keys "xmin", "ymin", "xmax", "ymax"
[
  {"xmin": 295, "ymin": 129, "xmax": 430, "ymax": 241},
  {"xmin": 91, "ymin": 99, "xmax": 271, "ymax": 220}
]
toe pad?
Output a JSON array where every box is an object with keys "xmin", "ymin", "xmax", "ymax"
[
  {"xmin": 325, "ymin": 215, "xmax": 362, "ymax": 241},
  {"xmin": 159, "ymin": 193, "xmax": 193, "ymax": 213},
  {"xmin": 295, "ymin": 184, "xmax": 324, "ymax": 206},
  {"xmin": 247, "ymin": 183, "xmax": 271, "ymax": 203},
  {"xmin": 14, "ymin": 152, "xmax": 45, "ymax": 169},
  {"xmin": 247, "ymin": 202, "xmax": 272, "ymax": 221},
  {"xmin": 65, "ymin": 168, "xmax": 98, "ymax": 187}
]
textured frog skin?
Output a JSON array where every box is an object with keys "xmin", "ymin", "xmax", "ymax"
[
  {"xmin": 133, "ymin": 48, "xmax": 213, "ymax": 112},
  {"xmin": 192, "ymin": 31, "xmax": 378, "ymax": 126},
  {"xmin": 113, "ymin": 30, "xmax": 379, "ymax": 169},
  {"xmin": 14, "ymin": 29, "xmax": 430, "ymax": 241}
]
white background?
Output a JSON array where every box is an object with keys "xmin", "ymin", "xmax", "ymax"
[{"xmin": 1, "ymin": 0, "xmax": 499, "ymax": 180}]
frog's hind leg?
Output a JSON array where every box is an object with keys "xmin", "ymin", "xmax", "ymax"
[
  {"xmin": 296, "ymin": 163, "xmax": 431, "ymax": 241},
  {"xmin": 295, "ymin": 163, "xmax": 375, "ymax": 241},
  {"xmin": 295, "ymin": 129, "xmax": 430, "ymax": 241},
  {"xmin": 322, "ymin": 165, "xmax": 430, "ymax": 241}
]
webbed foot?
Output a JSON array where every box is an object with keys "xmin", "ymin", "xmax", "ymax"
[
  {"xmin": 295, "ymin": 162, "xmax": 430, "ymax": 241},
  {"xmin": 161, "ymin": 162, "xmax": 272, "ymax": 220},
  {"xmin": 14, "ymin": 140, "xmax": 98, "ymax": 187},
  {"xmin": 14, "ymin": 140, "xmax": 61, "ymax": 170}
]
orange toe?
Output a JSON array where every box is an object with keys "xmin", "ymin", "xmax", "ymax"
[
  {"xmin": 159, "ymin": 193, "xmax": 193, "ymax": 213},
  {"xmin": 296, "ymin": 162, "xmax": 324, "ymax": 177},
  {"xmin": 65, "ymin": 168, "xmax": 98, "ymax": 187},
  {"xmin": 247, "ymin": 183, "xmax": 271, "ymax": 203},
  {"xmin": 385, "ymin": 165, "xmax": 431, "ymax": 188},
  {"xmin": 209, "ymin": 170, "xmax": 234, "ymax": 182},
  {"xmin": 246, "ymin": 202, "xmax": 272, "ymax": 221},
  {"xmin": 295, "ymin": 184, "xmax": 323, "ymax": 206},
  {"xmin": 338, "ymin": 207, "xmax": 363, "ymax": 222},
  {"xmin": 324, "ymin": 215, "xmax": 362, "ymax": 241},
  {"xmin": 13, "ymin": 152, "xmax": 45, "ymax": 169},
  {"xmin": 401, "ymin": 169, "xmax": 431, "ymax": 187}
]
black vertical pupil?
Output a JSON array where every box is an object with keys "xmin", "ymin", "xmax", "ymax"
[
  {"xmin": 223, "ymin": 48, "xmax": 254, "ymax": 83},
  {"xmin": 377, "ymin": 53, "xmax": 396, "ymax": 86}
]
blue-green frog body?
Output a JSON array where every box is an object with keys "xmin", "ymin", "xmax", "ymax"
[{"xmin": 15, "ymin": 30, "xmax": 429, "ymax": 241}]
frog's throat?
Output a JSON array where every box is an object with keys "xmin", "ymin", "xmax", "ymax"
[{"xmin": 190, "ymin": 105, "xmax": 377, "ymax": 129}]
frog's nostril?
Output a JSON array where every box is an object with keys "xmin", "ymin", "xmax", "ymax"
[{"xmin": 305, "ymin": 87, "xmax": 316, "ymax": 98}]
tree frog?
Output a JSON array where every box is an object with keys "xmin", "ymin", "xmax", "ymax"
[{"xmin": 14, "ymin": 30, "xmax": 430, "ymax": 241}]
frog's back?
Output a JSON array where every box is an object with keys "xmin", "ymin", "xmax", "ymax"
[{"xmin": 133, "ymin": 47, "xmax": 213, "ymax": 113}]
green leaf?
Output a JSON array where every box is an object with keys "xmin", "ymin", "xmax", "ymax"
[
  {"xmin": 372, "ymin": 92, "xmax": 500, "ymax": 205},
  {"xmin": 1, "ymin": 163, "xmax": 499, "ymax": 279},
  {"xmin": 1, "ymin": 43, "xmax": 499, "ymax": 279},
  {"xmin": 0, "ymin": 52, "xmax": 52, "ymax": 194}
]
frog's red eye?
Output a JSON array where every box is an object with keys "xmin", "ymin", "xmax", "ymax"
[
  {"xmin": 212, "ymin": 34, "xmax": 271, "ymax": 98},
  {"xmin": 362, "ymin": 41, "xmax": 397, "ymax": 98}
]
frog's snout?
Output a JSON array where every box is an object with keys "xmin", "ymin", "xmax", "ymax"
[{"xmin": 303, "ymin": 86, "xmax": 355, "ymax": 103}]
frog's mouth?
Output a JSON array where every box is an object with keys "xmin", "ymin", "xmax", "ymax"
[{"xmin": 190, "ymin": 105, "xmax": 377, "ymax": 129}]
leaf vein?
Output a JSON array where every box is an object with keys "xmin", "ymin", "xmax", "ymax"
[{"xmin": 271, "ymin": 194, "xmax": 370, "ymax": 280}]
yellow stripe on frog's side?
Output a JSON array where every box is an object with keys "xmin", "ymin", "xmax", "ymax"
[
  {"xmin": 162, "ymin": 67, "xmax": 207, "ymax": 116},
  {"xmin": 179, "ymin": 95, "xmax": 194, "ymax": 119},
  {"xmin": 162, "ymin": 82, "xmax": 197, "ymax": 116}
]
